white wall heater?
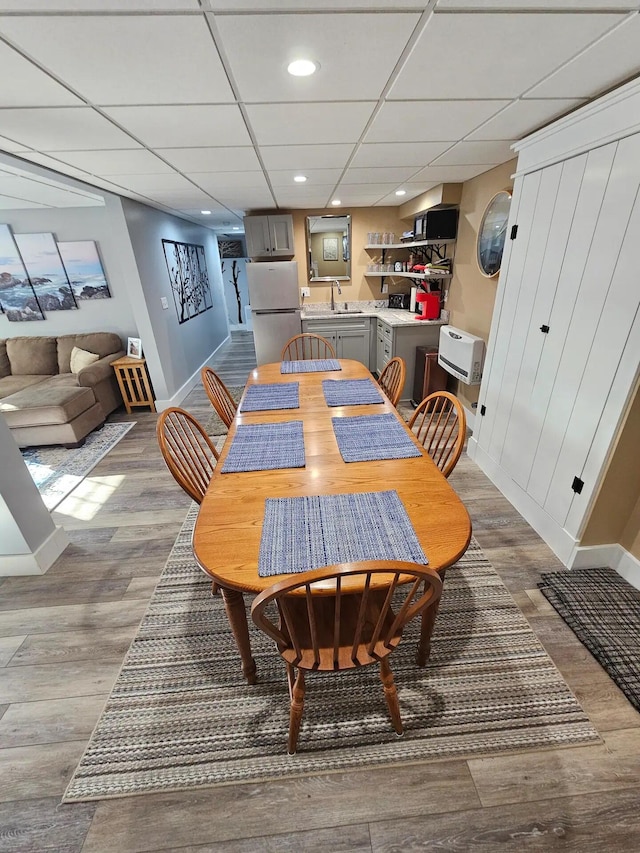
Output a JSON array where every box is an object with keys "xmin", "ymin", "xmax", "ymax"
[{"xmin": 438, "ymin": 325, "xmax": 485, "ymax": 385}]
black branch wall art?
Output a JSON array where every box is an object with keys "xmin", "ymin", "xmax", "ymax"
[{"xmin": 162, "ymin": 239, "xmax": 213, "ymax": 324}]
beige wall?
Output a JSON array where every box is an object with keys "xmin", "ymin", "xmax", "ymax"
[
  {"xmin": 290, "ymin": 207, "xmax": 411, "ymax": 304},
  {"xmin": 447, "ymin": 159, "xmax": 516, "ymax": 410},
  {"xmin": 310, "ymin": 230, "xmax": 348, "ymax": 278},
  {"xmin": 581, "ymin": 378, "xmax": 640, "ymax": 558}
]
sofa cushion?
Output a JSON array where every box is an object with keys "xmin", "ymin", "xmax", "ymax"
[
  {"xmin": 0, "ymin": 375, "xmax": 50, "ymax": 399},
  {"xmin": 0, "ymin": 341, "xmax": 9, "ymax": 379},
  {"xmin": 6, "ymin": 336, "xmax": 58, "ymax": 376},
  {"xmin": 70, "ymin": 346, "xmax": 99, "ymax": 374},
  {"xmin": 58, "ymin": 333, "xmax": 122, "ymax": 373},
  {"xmin": 0, "ymin": 384, "xmax": 96, "ymax": 427}
]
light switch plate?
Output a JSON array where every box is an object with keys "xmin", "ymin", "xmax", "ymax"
[
  {"xmin": 160, "ymin": 297, "xmax": 169, "ymax": 309},
  {"xmin": 381, "ymin": 283, "xmax": 389, "ymax": 294},
  {"xmin": 300, "ymin": 287, "xmax": 310, "ymax": 297}
]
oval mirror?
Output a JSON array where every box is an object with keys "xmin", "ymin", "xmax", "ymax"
[
  {"xmin": 477, "ymin": 190, "xmax": 512, "ymax": 278},
  {"xmin": 306, "ymin": 214, "xmax": 351, "ymax": 282}
]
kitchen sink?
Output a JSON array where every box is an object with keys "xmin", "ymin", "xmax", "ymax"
[{"xmin": 335, "ymin": 309, "xmax": 363, "ymax": 314}]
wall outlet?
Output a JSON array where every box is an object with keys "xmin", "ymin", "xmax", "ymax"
[
  {"xmin": 160, "ymin": 296, "xmax": 169, "ymax": 310},
  {"xmin": 382, "ymin": 282, "xmax": 389, "ymax": 294},
  {"xmin": 300, "ymin": 286, "xmax": 310, "ymax": 298}
]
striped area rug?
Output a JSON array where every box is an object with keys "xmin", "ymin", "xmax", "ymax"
[{"xmin": 63, "ymin": 508, "xmax": 599, "ymax": 802}]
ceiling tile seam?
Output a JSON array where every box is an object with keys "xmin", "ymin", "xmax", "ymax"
[
  {"xmin": 322, "ymin": 1, "xmax": 439, "ymax": 207},
  {"xmin": 0, "ymin": 189, "xmax": 55, "ymax": 208},
  {"xmin": 435, "ymin": 7, "xmax": 636, "ymax": 15},
  {"xmin": 0, "ymin": 160, "xmax": 102, "ymax": 202},
  {"xmin": 203, "ymin": 9, "xmax": 278, "ymax": 212},
  {"xmin": 519, "ymin": 11, "xmax": 638, "ymax": 101}
]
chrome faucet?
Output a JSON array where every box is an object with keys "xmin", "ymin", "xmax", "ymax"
[{"xmin": 330, "ymin": 279, "xmax": 342, "ymax": 312}]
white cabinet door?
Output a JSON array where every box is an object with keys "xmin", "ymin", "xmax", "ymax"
[
  {"xmin": 269, "ymin": 215, "xmax": 295, "ymax": 256},
  {"xmin": 244, "ymin": 216, "xmax": 271, "ymax": 257}
]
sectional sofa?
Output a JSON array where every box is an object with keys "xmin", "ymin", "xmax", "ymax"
[{"xmin": 0, "ymin": 332, "xmax": 125, "ymax": 447}]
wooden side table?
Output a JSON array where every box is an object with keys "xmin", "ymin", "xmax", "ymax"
[{"xmin": 111, "ymin": 356, "xmax": 156, "ymax": 415}]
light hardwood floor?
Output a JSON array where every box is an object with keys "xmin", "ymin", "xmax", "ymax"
[{"xmin": 1, "ymin": 330, "xmax": 639, "ymax": 852}]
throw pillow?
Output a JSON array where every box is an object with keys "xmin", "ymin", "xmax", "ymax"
[{"xmin": 70, "ymin": 346, "xmax": 99, "ymax": 374}]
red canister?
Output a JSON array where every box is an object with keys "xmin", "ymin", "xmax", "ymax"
[{"xmin": 415, "ymin": 291, "xmax": 440, "ymax": 320}]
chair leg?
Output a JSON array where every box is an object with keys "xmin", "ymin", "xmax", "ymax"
[
  {"xmin": 211, "ymin": 581, "xmax": 219, "ymax": 596},
  {"xmin": 288, "ymin": 667, "xmax": 306, "ymax": 755},
  {"xmin": 416, "ymin": 569, "xmax": 446, "ymax": 667},
  {"xmin": 379, "ymin": 658, "xmax": 403, "ymax": 736}
]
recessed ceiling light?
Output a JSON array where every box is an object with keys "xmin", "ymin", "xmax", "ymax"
[
  {"xmin": 233, "ymin": 227, "xmax": 240, "ymax": 231},
  {"xmin": 331, "ymin": 199, "xmax": 341, "ymax": 206},
  {"xmin": 395, "ymin": 190, "xmax": 407, "ymax": 196},
  {"xmin": 287, "ymin": 59, "xmax": 318, "ymax": 77},
  {"xmin": 201, "ymin": 209, "xmax": 211, "ymax": 215},
  {"xmin": 294, "ymin": 175, "xmax": 307, "ymax": 183}
]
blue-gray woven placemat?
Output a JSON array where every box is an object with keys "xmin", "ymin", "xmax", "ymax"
[
  {"xmin": 281, "ymin": 359, "xmax": 341, "ymax": 373},
  {"xmin": 221, "ymin": 421, "xmax": 304, "ymax": 473},
  {"xmin": 322, "ymin": 378, "xmax": 384, "ymax": 407},
  {"xmin": 239, "ymin": 382, "xmax": 300, "ymax": 412},
  {"xmin": 332, "ymin": 413, "xmax": 422, "ymax": 462},
  {"xmin": 258, "ymin": 489, "xmax": 427, "ymax": 577}
]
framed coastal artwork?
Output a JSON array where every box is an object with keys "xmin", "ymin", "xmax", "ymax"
[
  {"xmin": 0, "ymin": 223, "xmax": 44, "ymax": 321},
  {"xmin": 162, "ymin": 239, "xmax": 213, "ymax": 324},
  {"xmin": 14, "ymin": 232, "xmax": 77, "ymax": 312},
  {"xmin": 56, "ymin": 240, "xmax": 111, "ymax": 300}
]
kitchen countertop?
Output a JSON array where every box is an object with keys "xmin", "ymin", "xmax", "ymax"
[{"xmin": 301, "ymin": 302, "xmax": 448, "ymax": 328}]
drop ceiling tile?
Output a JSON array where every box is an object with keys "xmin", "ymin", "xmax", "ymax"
[
  {"xmin": 259, "ymin": 144, "xmax": 354, "ymax": 171},
  {"xmin": 189, "ymin": 171, "xmax": 270, "ymax": 192},
  {"xmin": 45, "ymin": 149, "xmax": 175, "ymax": 175},
  {"xmin": 143, "ymin": 190, "xmax": 219, "ymax": 206},
  {"xmin": 273, "ymin": 193, "xmax": 331, "ymax": 209},
  {"xmin": 467, "ymin": 98, "xmax": 585, "ymax": 141},
  {"xmin": 105, "ymin": 172, "xmax": 196, "ymax": 193},
  {"xmin": 0, "ymin": 1, "xmax": 200, "ymax": 8},
  {"xmin": 246, "ymin": 103, "xmax": 375, "ymax": 146},
  {"xmin": 376, "ymin": 185, "xmax": 437, "ymax": 205},
  {"xmin": 0, "ymin": 175, "xmax": 100, "ymax": 206},
  {"xmin": 214, "ymin": 190, "xmax": 275, "ymax": 207},
  {"xmin": 366, "ymin": 101, "xmax": 510, "ymax": 143},
  {"xmin": 103, "ymin": 105, "xmax": 251, "ymax": 148},
  {"xmin": 218, "ymin": 12, "xmax": 419, "ymax": 103},
  {"xmin": 13, "ymin": 152, "xmax": 95, "ymax": 182},
  {"xmin": 342, "ymin": 166, "xmax": 420, "ymax": 184},
  {"xmin": 334, "ymin": 182, "xmax": 400, "ymax": 196},
  {"xmin": 268, "ymin": 169, "xmax": 343, "ymax": 187},
  {"xmin": 0, "ymin": 135, "xmax": 30, "ymax": 153},
  {"xmin": 431, "ymin": 140, "xmax": 515, "ymax": 166},
  {"xmin": 0, "ymin": 43, "xmax": 82, "ymax": 107},
  {"xmin": 409, "ymin": 164, "xmax": 496, "ymax": 182},
  {"xmin": 0, "ymin": 108, "xmax": 140, "ymax": 151},
  {"xmin": 436, "ymin": 1, "xmax": 638, "ymax": 8},
  {"xmin": 0, "ymin": 16, "xmax": 234, "ymax": 105},
  {"xmin": 390, "ymin": 12, "xmax": 625, "ymax": 99},
  {"xmin": 209, "ymin": 0, "xmax": 427, "ymax": 7},
  {"xmin": 527, "ymin": 15, "xmax": 640, "ymax": 99},
  {"xmin": 350, "ymin": 141, "xmax": 454, "ymax": 168},
  {"xmin": 157, "ymin": 147, "xmax": 261, "ymax": 172}
]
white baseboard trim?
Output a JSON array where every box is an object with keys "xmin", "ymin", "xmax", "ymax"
[
  {"xmin": 568, "ymin": 543, "xmax": 640, "ymax": 591},
  {"xmin": 463, "ymin": 405, "xmax": 476, "ymax": 434},
  {"xmin": 470, "ymin": 442, "xmax": 578, "ymax": 566},
  {"xmin": 155, "ymin": 334, "xmax": 231, "ymax": 411},
  {"xmin": 0, "ymin": 524, "xmax": 68, "ymax": 576}
]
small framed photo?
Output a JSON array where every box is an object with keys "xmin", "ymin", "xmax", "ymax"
[
  {"xmin": 127, "ymin": 337, "xmax": 143, "ymax": 359},
  {"xmin": 414, "ymin": 215, "xmax": 425, "ymax": 241},
  {"xmin": 323, "ymin": 237, "xmax": 338, "ymax": 261}
]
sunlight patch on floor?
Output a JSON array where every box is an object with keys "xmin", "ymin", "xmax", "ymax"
[{"xmin": 55, "ymin": 474, "xmax": 125, "ymax": 521}]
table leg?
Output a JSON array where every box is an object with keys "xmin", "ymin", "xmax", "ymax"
[
  {"xmin": 416, "ymin": 569, "xmax": 447, "ymax": 667},
  {"xmin": 221, "ymin": 587, "xmax": 257, "ymax": 685}
]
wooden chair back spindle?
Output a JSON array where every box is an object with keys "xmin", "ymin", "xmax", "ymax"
[
  {"xmin": 378, "ymin": 356, "xmax": 406, "ymax": 407},
  {"xmin": 408, "ymin": 391, "xmax": 466, "ymax": 478},
  {"xmin": 201, "ymin": 367, "xmax": 237, "ymax": 429},
  {"xmin": 156, "ymin": 407, "xmax": 219, "ymax": 504},
  {"xmin": 251, "ymin": 561, "xmax": 442, "ymax": 753},
  {"xmin": 281, "ymin": 333, "xmax": 336, "ymax": 361}
]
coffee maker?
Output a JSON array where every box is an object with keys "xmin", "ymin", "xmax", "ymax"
[{"xmin": 415, "ymin": 290, "xmax": 440, "ymax": 320}]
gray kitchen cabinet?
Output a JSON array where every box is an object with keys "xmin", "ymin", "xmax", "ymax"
[
  {"xmin": 376, "ymin": 319, "xmax": 441, "ymax": 400},
  {"xmin": 244, "ymin": 214, "xmax": 294, "ymax": 258},
  {"xmin": 302, "ymin": 317, "xmax": 371, "ymax": 368}
]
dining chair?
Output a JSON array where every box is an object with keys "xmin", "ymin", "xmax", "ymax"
[
  {"xmin": 408, "ymin": 391, "xmax": 466, "ymax": 478},
  {"xmin": 201, "ymin": 367, "xmax": 238, "ymax": 429},
  {"xmin": 156, "ymin": 407, "xmax": 221, "ymax": 595},
  {"xmin": 281, "ymin": 333, "xmax": 336, "ymax": 361},
  {"xmin": 251, "ymin": 561, "xmax": 442, "ymax": 754},
  {"xmin": 377, "ymin": 356, "xmax": 406, "ymax": 407}
]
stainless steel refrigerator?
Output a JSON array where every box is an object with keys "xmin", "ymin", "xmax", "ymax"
[{"xmin": 246, "ymin": 260, "xmax": 301, "ymax": 365}]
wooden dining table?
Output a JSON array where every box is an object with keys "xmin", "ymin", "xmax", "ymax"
[{"xmin": 193, "ymin": 359, "xmax": 472, "ymax": 685}]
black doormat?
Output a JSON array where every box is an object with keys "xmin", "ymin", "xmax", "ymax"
[{"xmin": 539, "ymin": 567, "xmax": 640, "ymax": 712}]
